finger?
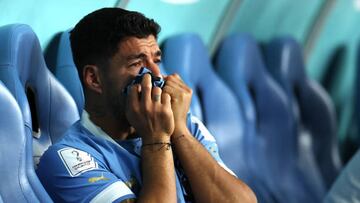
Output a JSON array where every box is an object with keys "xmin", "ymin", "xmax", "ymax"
[
  {"xmin": 162, "ymin": 92, "xmax": 171, "ymax": 106},
  {"xmin": 172, "ymin": 73, "xmax": 182, "ymax": 80},
  {"xmin": 165, "ymin": 73, "xmax": 183, "ymax": 82},
  {"xmin": 163, "ymin": 80, "xmax": 191, "ymax": 96},
  {"xmin": 164, "ymin": 79, "xmax": 184, "ymax": 90},
  {"xmin": 165, "ymin": 74, "xmax": 187, "ymax": 89},
  {"xmin": 152, "ymin": 86, "xmax": 162, "ymax": 103},
  {"xmin": 162, "ymin": 85, "xmax": 175, "ymax": 98},
  {"xmin": 127, "ymin": 84, "xmax": 140, "ymax": 110},
  {"xmin": 141, "ymin": 74, "xmax": 152, "ymax": 106}
]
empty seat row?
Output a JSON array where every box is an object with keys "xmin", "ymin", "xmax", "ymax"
[{"xmin": 161, "ymin": 33, "xmax": 339, "ymax": 202}]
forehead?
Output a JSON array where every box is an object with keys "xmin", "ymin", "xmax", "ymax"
[{"xmin": 117, "ymin": 35, "xmax": 159, "ymax": 57}]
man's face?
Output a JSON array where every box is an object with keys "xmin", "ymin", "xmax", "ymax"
[{"xmin": 102, "ymin": 35, "xmax": 162, "ymax": 121}]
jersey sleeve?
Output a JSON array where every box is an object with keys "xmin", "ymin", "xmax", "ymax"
[
  {"xmin": 36, "ymin": 146, "xmax": 136, "ymax": 203},
  {"xmin": 324, "ymin": 150, "xmax": 360, "ymax": 203},
  {"xmin": 187, "ymin": 113, "xmax": 236, "ymax": 176}
]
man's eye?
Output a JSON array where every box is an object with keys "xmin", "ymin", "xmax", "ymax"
[
  {"xmin": 155, "ymin": 59, "xmax": 162, "ymax": 65},
  {"xmin": 130, "ymin": 61, "xmax": 142, "ymax": 67}
]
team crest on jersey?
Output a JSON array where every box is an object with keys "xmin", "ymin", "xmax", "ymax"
[{"xmin": 58, "ymin": 147, "xmax": 98, "ymax": 177}]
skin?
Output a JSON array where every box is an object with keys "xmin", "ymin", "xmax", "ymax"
[{"xmin": 83, "ymin": 35, "xmax": 257, "ymax": 203}]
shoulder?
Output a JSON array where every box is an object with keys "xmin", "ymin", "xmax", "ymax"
[
  {"xmin": 324, "ymin": 150, "xmax": 360, "ymax": 203},
  {"xmin": 36, "ymin": 122, "xmax": 136, "ymax": 202},
  {"xmin": 37, "ymin": 122, "xmax": 102, "ymax": 178}
]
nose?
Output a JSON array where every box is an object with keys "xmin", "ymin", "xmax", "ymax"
[{"xmin": 146, "ymin": 62, "xmax": 161, "ymax": 77}]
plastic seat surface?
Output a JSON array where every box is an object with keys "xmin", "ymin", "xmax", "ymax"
[
  {"xmin": 45, "ymin": 30, "xmax": 84, "ymax": 115},
  {"xmin": 214, "ymin": 34, "xmax": 326, "ymax": 203},
  {"xmin": 0, "ymin": 24, "xmax": 79, "ymax": 202},
  {"xmin": 0, "ymin": 81, "xmax": 51, "ymax": 202},
  {"xmin": 265, "ymin": 37, "xmax": 341, "ymax": 189}
]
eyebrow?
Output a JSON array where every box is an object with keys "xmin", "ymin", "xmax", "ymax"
[{"xmin": 126, "ymin": 50, "xmax": 162, "ymax": 61}]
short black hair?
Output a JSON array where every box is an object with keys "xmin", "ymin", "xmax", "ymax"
[{"xmin": 70, "ymin": 8, "xmax": 161, "ymax": 84}]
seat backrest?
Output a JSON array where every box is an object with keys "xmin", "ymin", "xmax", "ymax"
[
  {"xmin": 0, "ymin": 24, "xmax": 79, "ymax": 200},
  {"xmin": 161, "ymin": 34, "xmax": 248, "ymax": 179},
  {"xmin": 45, "ymin": 30, "xmax": 84, "ymax": 115},
  {"xmin": 214, "ymin": 34, "xmax": 325, "ymax": 203},
  {"xmin": 0, "ymin": 81, "xmax": 52, "ymax": 202},
  {"xmin": 265, "ymin": 37, "xmax": 341, "ymax": 189},
  {"xmin": 215, "ymin": 33, "xmax": 295, "ymax": 171}
]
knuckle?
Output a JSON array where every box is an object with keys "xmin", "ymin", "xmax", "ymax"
[
  {"xmin": 162, "ymin": 86, "xmax": 170, "ymax": 93},
  {"xmin": 142, "ymin": 84, "xmax": 152, "ymax": 91},
  {"xmin": 153, "ymin": 86, "xmax": 162, "ymax": 93},
  {"xmin": 187, "ymin": 87, "xmax": 193, "ymax": 95},
  {"xmin": 160, "ymin": 106, "xmax": 171, "ymax": 116},
  {"xmin": 180, "ymin": 91, "xmax": 187, "ymax": 98},
  {"xmin": 128, "ymin": 105, "xmax": 139, "ymax": 115},
  {"xmin": 132, "ymin": 107, "xmax": 140, "ymax": 115},
  {"xmin": 168, "ymin": 74, "xmax": 176, "ymax": 80},
  {"xmin": 143, "ymin": 104, "xmax": 151, "ymax": 113}
]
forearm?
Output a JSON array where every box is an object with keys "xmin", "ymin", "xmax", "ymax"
[
  {"xmin": 137, "ymin": 143, "xmax": 177, "ymax": 203},
  {"xmin": 172, "ymin": 128, "xmax": 257, "ymax": 203}
]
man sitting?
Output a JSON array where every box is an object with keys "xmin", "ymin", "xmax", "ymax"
[{"xmin": 36, "ymin": 7, "xmax": 256, "ymax": 203}]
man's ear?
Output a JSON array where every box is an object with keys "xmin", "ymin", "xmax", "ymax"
[{"xmin": 83, "ymin": 65, "xmax": 103, "ymax": 94}]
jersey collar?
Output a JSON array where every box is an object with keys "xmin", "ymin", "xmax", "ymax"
[{"xmin": 80, "ymin": 110, "xmax": 119, "ymax": 146}]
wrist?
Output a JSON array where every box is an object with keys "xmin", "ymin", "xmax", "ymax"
[
  {"xmin": 171, "ymin": 126, "xmax": 189, "ymax": 142},
  {"xmin": 173, "ymin": 122, "xmax": 188, "ymax": 135},
  {"xmin": 142, "ymin": 134, "xmax": 171, "ymax": 145}
]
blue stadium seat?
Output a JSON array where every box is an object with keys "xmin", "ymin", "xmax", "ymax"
[
  {"xmin": 265, "ymin": 37, "xmax": 342, "ymax": 189},
  {"xmin": 0, "ymin": 81, "xmax": 52, "ymax": 202},
  {"xmin": 214, "ymin": 34, "xmax": 326, "ymax": 203},
  {"xmin": 0, "ymin": 24, "xmax": 79, "ymax": 200},
  {"xmin": 45, "ymin": 30, "xmax": 84, "ymax": 115},
  {"xmin": 160, "ymin": 33, "xmax": 274, "ymax": 201},
  {"xmin": 160, "ymin": 37, "xmax": 204, "ymax": 120}
]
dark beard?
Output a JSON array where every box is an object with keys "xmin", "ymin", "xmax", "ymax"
[{"xmin": 105, "ymin": 82, "xmax": 130, "ymax": 127}]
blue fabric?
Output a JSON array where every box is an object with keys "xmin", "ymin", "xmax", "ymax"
[
  {"xmin": 37, "ymin": 113, "xmax": 228, "ymax": 203},
  {"xmin": 0, "ymin": 24, "xmax": 80, "ymax": 202},
  {"xmin": 123, "ymin": 67, "xmax": 165, "ymax": 95},
  {"xmin": 214, "ymin": 34, "xmax": 325, "ymax": 203},
  {"xmin": 265, "ymin": 37, "xmax": 341, "ymax": 189},
  {"xmin": 0, "ymin": 81, "xmax": 47, "ymax": 202}
]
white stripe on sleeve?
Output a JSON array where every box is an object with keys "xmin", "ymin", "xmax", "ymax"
[
  {"xmin": 218, "ymin": 162, "xmax": 237, "ymax": 177},
  {"xmin": 90, "ymin": 181, "xmax": 135, "ymax": 203}
]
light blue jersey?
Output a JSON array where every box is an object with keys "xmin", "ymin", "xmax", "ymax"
[
  {"xmin": 324, "ymin": 149, "xmax": 360, "ymax": 203},
  {"xmin": 36, "ymin": 111, "xmax": 234, "ymax": 203}
]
